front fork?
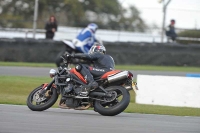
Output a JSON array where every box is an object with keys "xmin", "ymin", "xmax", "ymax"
[
  {"xmin": 40, "ymin": 79, "xmax": 56, "ymax": 96},
  {"xmin": 40, "ymin": 68, "xmax": 67, "ymax": 96}
]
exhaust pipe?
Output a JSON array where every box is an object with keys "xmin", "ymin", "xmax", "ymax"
[{"xmin": 107, "ymin": 71, "xmax": 128, "ymax": 83}]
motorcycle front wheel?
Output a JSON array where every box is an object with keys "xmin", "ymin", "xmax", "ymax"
[
  {"xmin": 55, "ymin": 50, "xmax": 65, "ymax": 67},
  {"xmin": 27, "ymin": 85, "xmax": 58, "ymax": 111},
  {"xmin": 94, "ymin": 86, "xmax": 130, "ymax": 116}
]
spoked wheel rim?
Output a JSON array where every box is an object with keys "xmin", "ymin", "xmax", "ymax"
[
  {"xmin": 27, "ymin": 85, "xmax": 58, "ymax": 111},
  {"xmin": 33, "ymin": 89, "xmax": 47, "ymax": 103},
  {"xmin": 30, "ymin": 87, "xmax": 51, "ymax": 106}
]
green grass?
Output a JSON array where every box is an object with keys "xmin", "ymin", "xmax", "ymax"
[
  {"xmin": 1, "ymin": 61, "xmax": 200, "ymax": 72},
  {"xmin": 0, "ymin": 76, "xmax": 52, "ymax": 105},
  {"xmin": 125, "ymin": 103, "xmax": 200, "ymax": 116},
  {"xmin": 0, "ymin": 75, "xmax": 200, "ymax": 116},
  {"xmin": 116, "ymin": 65, "xmax": 200, "ymax": 72},
  {"xmin": 1, "ymin": 61, "xmax": 200, "ymax": 116}
]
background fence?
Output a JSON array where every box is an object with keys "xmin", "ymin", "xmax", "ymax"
[
  {"xmin": 0, "ymin": 27, "xmax": 200, "ymax": 44},
  {"xmin": 1, "ymin": 38, "xmax": 200, "ymax": 66}
]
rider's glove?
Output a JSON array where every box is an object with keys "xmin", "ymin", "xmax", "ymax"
[{"xmin": 63, "ymin": 53, "xmax": 74, "ymax": 59}]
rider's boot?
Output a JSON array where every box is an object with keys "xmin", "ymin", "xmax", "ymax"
[
  {"xmin": 80, "ymin": 76, "xmax": 98, "ymax": 96},
  {"xmin": 87, "ymin": 80, "xmax": 98, "ymax": 91},
  {"xmin": 77, "ymin": 64, "xmax": 98, "ymax": 96},
  {"xmin": 80, "ymin": 79, "xmax": 98, "ymax": 96}
]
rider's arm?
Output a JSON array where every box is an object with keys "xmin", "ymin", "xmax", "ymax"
[
  {"xmin": 73, "ymin": 53, "xmax": 100, "ymax": 61},
  {"xmin": 73, "ymin": 53, "xmax": 92, "ymax": 60}
]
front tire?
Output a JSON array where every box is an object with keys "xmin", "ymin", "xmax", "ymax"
[
  {"xmin": 94, "ymin": 86, "xmax": 130, "ymax": 116},
  {"xmin": 27, "ymin": 86, "xmax": 58, "ymax": 111},
  {"xmin": 55, "ymin": 51, "xmax": 65, "ymax": 67}
]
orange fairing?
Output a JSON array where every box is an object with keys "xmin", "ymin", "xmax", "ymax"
[
  {"xmin": 101, "ymin": 70, "xmax": 121, "ymax": 79},
  {"xmin": 70, "ymin": 68, "xmax": 87, "ymax": 83}
]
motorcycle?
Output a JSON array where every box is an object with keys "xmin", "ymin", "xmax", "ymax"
[
  {"xmin": 55, "ymin": 37, "xmax": 103, "ymax": 67},
  {"xmin": 27, "ymin": 55, "xmax": 138, "ymax": 116}
]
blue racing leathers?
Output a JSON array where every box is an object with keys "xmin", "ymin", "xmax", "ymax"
[{"xmin": 72, "ymin": 28, "xmax": 98, "ymax": 53}]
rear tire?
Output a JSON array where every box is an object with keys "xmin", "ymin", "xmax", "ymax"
[
  {"xmin": 94, "ymin": 86, "xmax": 130, "ymax": 116},
  {"xmin": 27, "ymin": 86, "xmax": 58, "ymax": 111}
]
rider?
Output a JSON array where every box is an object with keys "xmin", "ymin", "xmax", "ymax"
[
  {"xmin": 65, "ymin": 43, "xmax": 115, "ymax": 96},
  {"xmin": 72, "ymin": 23, "xmax": 101, "ymax": 54}
]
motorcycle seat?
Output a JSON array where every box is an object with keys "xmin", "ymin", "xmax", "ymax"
[{"xmin": 94, "ymin": 70, "xmax": 121, "ymax": 80}]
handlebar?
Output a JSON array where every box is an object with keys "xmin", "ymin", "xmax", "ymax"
[{"xmin": 60, "ymin": 55, "xmax": 70, "ymax": 66}]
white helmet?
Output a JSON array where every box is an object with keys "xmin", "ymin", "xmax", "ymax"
[
  {"xmin": 89, "ymin": 43, "xmax": 106, "ymax": 54},
  {"xmin": 87, "ymin": 23, "xmax": 98, "ymax": 33}
]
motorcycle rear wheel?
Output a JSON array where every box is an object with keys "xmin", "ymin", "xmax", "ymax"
[
  {"xmin": 94, "ymin": 86, "xmax": 130, "ymax": 116},
  {"xmin": 27, "ymin": 86, "xmax": 58, "ymax": 111}
]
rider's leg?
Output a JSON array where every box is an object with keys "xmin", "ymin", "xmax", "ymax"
[
  {"xmin": 75, "ymin": 64, "xmax": 98, "ymax": 92},
  {"xmin": 88, "ymin": 67, "xmax": 107, "ymax": 77}
]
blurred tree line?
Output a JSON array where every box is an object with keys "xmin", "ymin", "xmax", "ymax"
[
  {"xmin": 0, "ymin": 0, "xmax": 147, "ymax": 32},
  {"xmin": 177, "ymin": 29, "xmax": 200, "ymax": 44}
]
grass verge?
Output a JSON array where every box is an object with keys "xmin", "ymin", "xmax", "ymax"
[{"xmin": 0, "ymin": 75, "xmax": 200, "ymax": 116}]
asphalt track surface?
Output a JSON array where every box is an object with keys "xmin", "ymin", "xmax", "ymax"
[
  {"xmin": 1, "ymin": 66, "xmax": 200, "ymax": 133},
  {"xmin": 0, "ymin": 104, "xmax": 200, "ymax": 133},
  {"xmin": 1, "ymin": 66, "xmax": 199, "ymax": 78}
]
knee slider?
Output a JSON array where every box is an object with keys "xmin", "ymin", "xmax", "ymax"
[{"xmin": 75, "ymin": 64, "xmax": 82, "ymax": 72}]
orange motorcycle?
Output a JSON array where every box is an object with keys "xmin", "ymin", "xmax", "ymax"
[{"xmin": 27, "ymin": 56, "xmax": 138, "ymax": 116}]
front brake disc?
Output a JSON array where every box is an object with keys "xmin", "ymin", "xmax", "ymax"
[{"xmin": 33, "ymin": 90, "xmax": 47, "ymax": 102}]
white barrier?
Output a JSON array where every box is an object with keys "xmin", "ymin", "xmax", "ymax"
[{"xmin": 136, "ymin": 75, "xmax": 200, "ymax": 108}]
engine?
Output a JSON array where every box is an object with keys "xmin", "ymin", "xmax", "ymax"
[
  {"xmin": 65, "ymin": 97, "xmax": 80, "ymax": 108},
  {"xmin": 62, "ymin": 83, "xmax": 87, "ymax": 108}
]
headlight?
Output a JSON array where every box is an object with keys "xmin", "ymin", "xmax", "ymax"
[{"xmin": 49, "ymin": 69, "xmax": 56, "ymax": 78}]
